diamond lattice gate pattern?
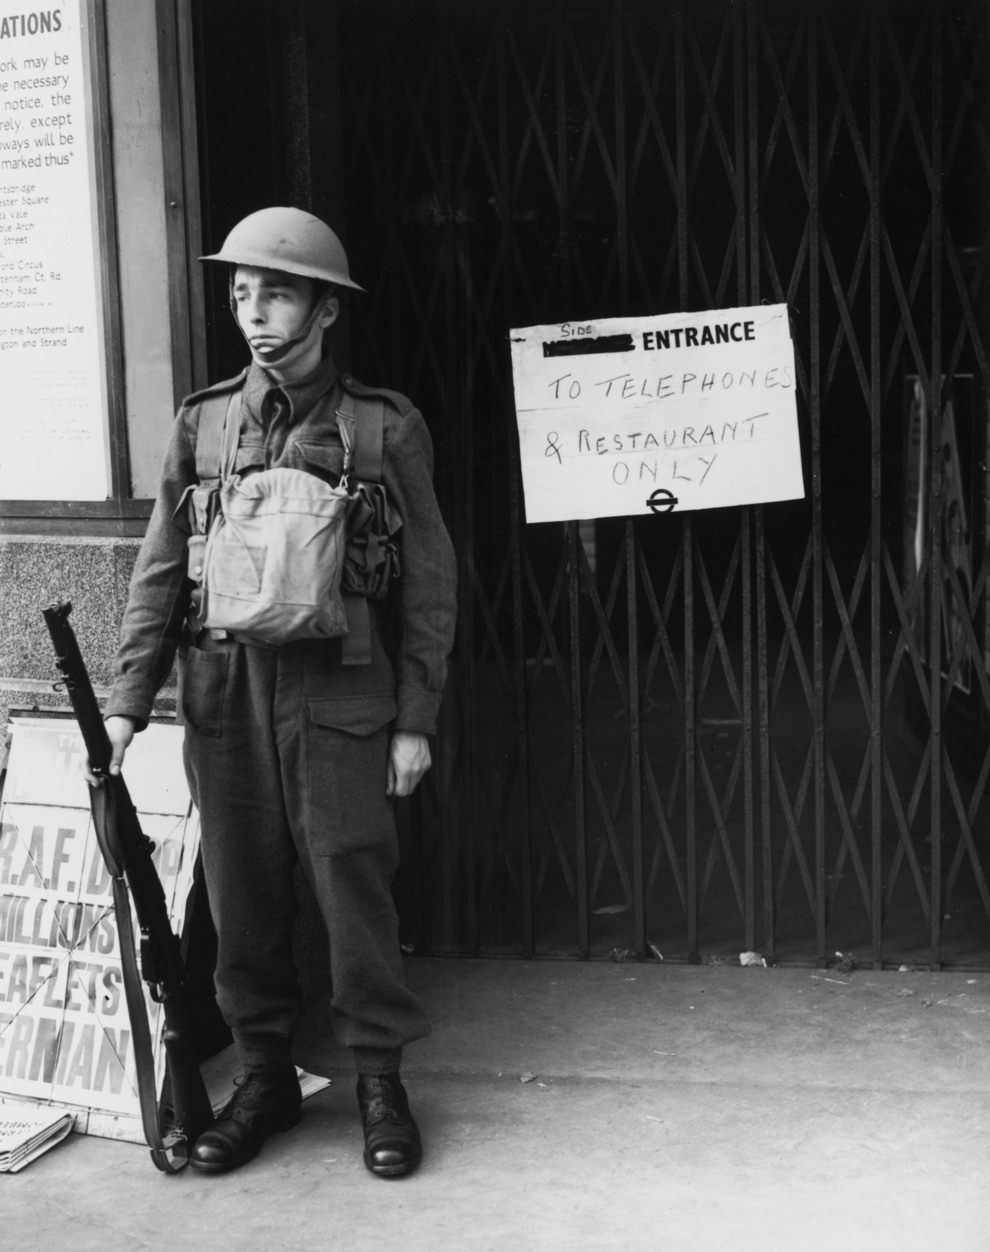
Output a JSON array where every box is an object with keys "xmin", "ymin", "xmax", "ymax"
[{"xmin": 334, "ymin": 0, "xmax": 990, "ymax": 967}]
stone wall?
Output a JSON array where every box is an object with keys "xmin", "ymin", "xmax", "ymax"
[{"xmin": 0, "ymin": 536, "xmax": 176, "ymax": 732}]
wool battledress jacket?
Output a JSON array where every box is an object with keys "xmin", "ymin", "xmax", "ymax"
[{"xmin": 105, "ymin": 354, "xmax": 457, "ymax": 735}]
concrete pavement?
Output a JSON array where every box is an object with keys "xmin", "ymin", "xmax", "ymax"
[{"xmin": 4, "ymin": 958, "xmax": 989, "ymax": 1251}]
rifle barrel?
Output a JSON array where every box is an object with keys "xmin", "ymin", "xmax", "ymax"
[{"xmin": 42, "ymin": 600, "xmax": 113, "ymax": 775}]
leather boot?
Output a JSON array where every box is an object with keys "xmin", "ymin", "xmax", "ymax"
[
  {"xmin": 190, "ymin": 1066, "xmax": 302, "ymax": 1173},
  {"xmin": 356, "ymin": 1072, "xmax": 422, "ymax": 1178}
]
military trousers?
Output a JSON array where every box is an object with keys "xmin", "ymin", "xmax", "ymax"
[{"xmin": 178, "ymin": 632, "xmax": 430, "ymax": 1073}]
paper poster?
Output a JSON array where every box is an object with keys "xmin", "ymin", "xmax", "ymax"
[
  {"xmin": 0, "ymin": 718, "xmax": 200, "ymax": 1141},
  {"xmin": 0, "ymin": 1, "xmax": 109, "ymax": 501},
  {"xmin": 509, "ymin": 303, "xmax": 804, "ymax": 522}
]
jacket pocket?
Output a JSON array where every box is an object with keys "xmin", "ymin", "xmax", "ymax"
[
  {"xmin": 308, "ymin": 692, "xmax": 397, "ymax": 735},
  {"xmin": 233, "ymin": 440, "xmax": 266, "ymax": 476},
  {"xmin": 177, "ymin": 645, "xmax": 229, "ymax": 738},
  {"xmin": 290, "ymin": 439, "xmax": 346, "ymax": 483}
]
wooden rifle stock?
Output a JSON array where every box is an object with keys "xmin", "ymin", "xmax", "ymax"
[{"xmin": 42, "ymin": 600, "xmax": 213, "ymax": 1173}]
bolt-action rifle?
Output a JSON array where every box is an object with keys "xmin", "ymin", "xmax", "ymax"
[{"xmin": 42, "ymin": 600, "xmax": 213, "ymax": 1173}]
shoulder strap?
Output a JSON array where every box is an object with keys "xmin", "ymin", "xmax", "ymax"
[
  {"xmin": 195, "ymin": 390, "xmax": 242, "ymax": 482},
  {"xmin": 186, "ymin": 371, "xmax": 247, "ymax": 481},
  {"xmin": 336, "ymin": 387, "xmax": 386, "ymax": 484}
]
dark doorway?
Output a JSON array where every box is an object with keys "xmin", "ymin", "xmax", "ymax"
[{"xmin": 194, "ymin": 0, "xmax": 990, "ymax": 968}]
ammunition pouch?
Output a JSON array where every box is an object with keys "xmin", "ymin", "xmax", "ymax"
[{"xmin": 344, "ymin": 481, "xmax": 401, "ymax": 601}]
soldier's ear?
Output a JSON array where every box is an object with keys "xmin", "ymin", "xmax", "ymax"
[{"xmin": 319, "ymin": 293, "xmax": 340, "ymax": 329}]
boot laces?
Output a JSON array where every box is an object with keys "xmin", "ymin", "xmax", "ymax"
[
  {"xmin": 362, "ymin": 1076, "xmax": 407, "ymax": 1127},
  {"xmin": 223, "ymin": 1072, "xmax": 286, "ymax": 1123}
]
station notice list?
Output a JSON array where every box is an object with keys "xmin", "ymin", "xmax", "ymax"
[{"xmin": 0, "ymin": 3, "xmax": 109, "ymax": 502}]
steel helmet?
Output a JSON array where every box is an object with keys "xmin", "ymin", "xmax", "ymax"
[{"xmin": 199, "ymin": 206, "xmax": 364, "ymax": 291}]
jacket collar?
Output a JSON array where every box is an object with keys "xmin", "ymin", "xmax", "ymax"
[{"xmin": 242, "ymin": 352, "xmax": 339, "ymax": 426}]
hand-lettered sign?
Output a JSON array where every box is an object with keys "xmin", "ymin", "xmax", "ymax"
[{"xmin": 509, "ymin": 304, "xmax": 804, "ymax": 522}]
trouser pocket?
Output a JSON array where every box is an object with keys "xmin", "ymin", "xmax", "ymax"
[
  {"xmin": 178, "ymin": 644, "xmax": 230, "ymax": 737},
  {"xmin": 305, "ymin": 693, "xmax": 397, "ymax": 852}
]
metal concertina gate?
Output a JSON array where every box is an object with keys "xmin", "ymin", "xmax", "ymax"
[{"xmin": 330, "ymin": 0, "xmax": 990, "ymax": 968}]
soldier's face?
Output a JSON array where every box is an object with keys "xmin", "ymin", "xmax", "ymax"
[
  {"xmin": 232, "ymin": 265, "xmax": 339, "ymax": 377},
  {"xmin": 233, "ymin": 266, "xmax": 317, "ymax": 346}
]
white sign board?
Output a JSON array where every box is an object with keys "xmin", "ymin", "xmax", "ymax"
[
  {"xmin": 510, "ymin": 304, "xmax": 804, "ymax": 522},
  {"xmin": 0, "ymin": 1, "xmax": 109, "ymax": 501},
  {"xmin": 0, "ymin": 718, "xmax": 200, "ymax": 1143}
]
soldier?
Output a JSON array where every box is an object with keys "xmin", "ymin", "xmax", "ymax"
[{"xmin": 97, "ymin": 207, "xmax": 457, "ymax": 1177}]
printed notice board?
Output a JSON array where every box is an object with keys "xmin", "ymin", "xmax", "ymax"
[
  {"xmin": 0, "ymin": 0, "xmax": 110, "ymax": 501},
  {"xmin": 509, "ymin": 304, "xmax": 804, "ymax": 522},
  {"xmin": 0, "ymin": 717, "xmax": 200, "ymax": 1143}
]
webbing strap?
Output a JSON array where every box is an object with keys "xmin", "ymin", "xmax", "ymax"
[
  {"xmin": 336, "ymin": 391, "xmax": 385, "ymax": 483},
  {"xmin": 356, "ymin": 398, "xmax": 385, "ymax": 483},
  {"xmin": 341, "ymin": 595, "xmax": 372, "ymax": 665},
  {"xmin": 194, "ymin": 390, "xmax": 239, "ymax": 481}
]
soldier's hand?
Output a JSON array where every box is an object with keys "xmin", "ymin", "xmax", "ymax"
[
  {"xmin": 387, "ymin": 731, "xmax": 431, "ymax": 798},
  {"xmin": 85, "ymin": 715, "xmax": 136, "ymax": 786}
]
